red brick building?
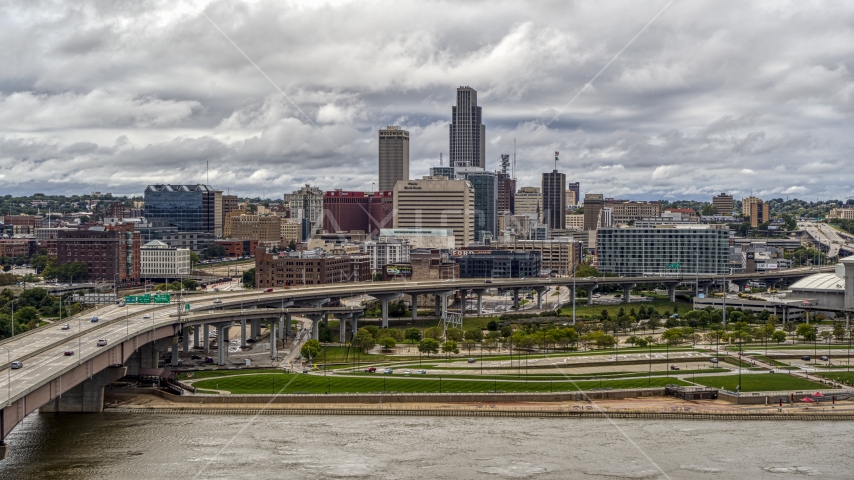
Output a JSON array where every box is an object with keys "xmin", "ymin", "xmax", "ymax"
[
  {"xmin": 214, "ymin": 239, "xmax": 259, "ymax": 257},
  {"xmin": 254, "ymin": 247, "xmax": 370, "ymax": 288},
  {"xmin": 322, "ymin": 190, "xmax": 394, "ymax": 237},
  {"xmin": 0, "ymin": 238, "xmax": 38, "ymax": 259},
  {"xmin": 56, "ymin": 224, "xmax": 141, "ymax": 286}
]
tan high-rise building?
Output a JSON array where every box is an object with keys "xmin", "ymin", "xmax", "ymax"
[
  {"xmin": 583, "ymin": 194, "xmax": 604, "ymax": 231},
  {"xmin": 393, "ymin": 176, "xmax": 475, "ymax": 247},
  {"xmin": 514, "ymin": 187, "xmax": 541, "ymax": 218},
  {"xmin": 378, "ymin": 126, "xmax": 410, "ymax": 191},
  {"xmin": 565, "ymin": 214, "xmax": 584, "ymax": 229},
  {"xmin": 565, "ymin": 190, "xmax": 578, "ymax": 207},
  {"xmin": 749, "ymin": 201, "xmax": 770, "ymax": 228},
  {"xmin": 280, "ymin": 219, "xmax": 303, "ymax": 244},
  {"xmin": 214, "ymin": 190, "xmax": 223, "ymax": 238},
  {"xmin": 742, "ymin": 196, "xmax": 762, "ymax": 217},
  {"xmin": 712, "ymin": 192, "xmax": 733, "ymax": 215},
  {"xmin": 223, "ymin": 209, "xmax": 246, "ymax": 238},
  {"xmin": 220, "ymin": 194, "xmax": 239, "ymax": 238},
  {"xmin": 604, "ymin": 200, "xmax": 661, "ymax": 224}
]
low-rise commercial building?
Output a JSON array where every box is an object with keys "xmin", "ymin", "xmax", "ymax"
[
  {"xmin": 141, "ymin": 240, "xmax": 191, "ymax": 278},
  {"xmin": 379, "ymin": 228, "xmax": 455, "ymax": 250},
  {"xmin": 254, "ymin": 247, "xmax": 370, "ymax": 288},
  {"xmin": 457, "ymin": 250, "xmax": 541, "ymax": 278},
  {"xmin": 56, "ymin": 225, "xmax": 141, "ymax": 286},
  {"xmin": 829, "ymin": 207, "xmax": 854, "ymax": 221},
  {"xmin": 228, "ymin": 214, "xmax": 282, "ymax": 243},
  {"xmin": 490, "ymin": 238, "xmax": 583, "ymax": 276},
  {"xmin": 364, "ymin": 238, "xmax": 410, "ymax": 273}
]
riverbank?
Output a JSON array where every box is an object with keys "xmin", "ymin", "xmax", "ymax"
[{"xmin": 105, "ymin": 392, "xmax": 854, "ymax": 420}]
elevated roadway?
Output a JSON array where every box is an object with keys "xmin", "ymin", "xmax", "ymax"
[
  {"xmin": 0, "ymin": 268, "xmax": 817, "ymax": 454},
  {"xmin": 801, "ymin": 221, "xmax": 854, "ymax": 259}
]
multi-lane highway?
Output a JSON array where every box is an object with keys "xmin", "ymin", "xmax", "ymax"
[{"xmin": 800, "ymin": 221, "xmax": 854, "ymax": 259}]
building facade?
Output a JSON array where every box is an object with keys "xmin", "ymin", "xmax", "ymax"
[
  {"xmin": 449, "ymin": 86, "xmax": 485, "ymax": 168},
  {"xmin": 143, "ymin": 184, "xmax": 216, "ymax": 233},
  {"xmin": 378, "ymin": 126, "xmax": 410, "ymax": 191},
  {"xmin": 603, "ymin": 200, "xmax": 661, "ymax": 225},
  {"xmin": 712, "ymin": 193, "xmax": 734, "ymax": 216},
  {"xmin": 456, "ymin": 168, "xmax": 498, "ymax": 242},
  {"xmin": 497, "ymin": 172, "xmax": 516, "ymax": 214},
  {"xmin": 364, "ymin": 238, "xmax": 410, "ymax": 272},
  {"xmin": 254, "ymin": 247, "xmax": 370, "ymax": 288},
  {"xmin": 596, "ymin": 225, "xmax": 730, "ymax": 276},
  {"xmin": 542, "ymin": 170, "xmax": 567, "ymax": 230},
  {"xmin": 829, "ymin": 207, "xmax": 854, "ymax": 221},
  {"xmin": 742, "ymin": 196, "xmax": 762, "ymax": 217},
  {"xmin": 56, "ymin": 225, "xmax": 141, "ymax": 285},
  {"xmin": 393, "ymin": 177, "xmax": 475, "ymax": 247},
  {"xmin": 583, "ymin": 194, "xmax": 604, "ymax": 231},
  {"xmin": 290, "ymin": 184, "xmax": 324, "ymax": 234},
  {"xmin": 750, "ymin": 200, "xmax": 771, "ymax": 227},
  {"xmin": 566, "ymin": 182, "xmax": 580, "ymax": 206},
  {"xmin": 457, "ymin": 250, "xmax": 541, "ymax": 278},
  {"xmin": 227, "ymin": 214, "xmax": 282, "ymax": 243},
  {"xmin": 491, "ymin": 239, "xmax": 583, "ymax": 276},
  {"xmin": 565, "ymin": 214, "xmax": 584, "ymax": 229},
  {"xmin": 322, "ymin": 190, "xmax": 394, "ymax": 236},
  {"xmin": 514, "ymin": 187, "xmax": 541, "ymax": 219},
  {"xmin": 379, "ymin": 228, "xmax": 455, "ymax": 250},
  {"xmin": 140, "ymin": 240, "xmax": 191, "ymax": 278}
]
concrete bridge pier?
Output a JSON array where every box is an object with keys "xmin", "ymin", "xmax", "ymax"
[
  {"xmin": 284, "ymin": 314, "xmax": 292, "ymax": 339},
  {"xmin": 339, "ymin": 314, "xmax": 347, "ymax": 342},
  {"xmin": 587, "ymin": 285, "xmax": 597, "ymax": 305},
  {"xmin": 240, "ymin": 319, "xmax": 247, "ymax": 348},
  {"xmin": 322, "ymin": 313, "xmax": 328, "ymax": 327},
  {"xmin": 40, "ymin": 366, "xmax": 127, "ymax": 414},
  {"xmin": 698, "ymin": 282, "xmax": 713, "ymax": 296},
  {"xmin": 374, "ymin": 293, "xmax": 402, "ymax": 328},
  {"xmin": 269, "ymin": 321, "xmax": 277, "ymax": 360},
  {"xmin": 171, "ymin": 336, "xmax": 180, "ymax": 367},
  {"xmin": 438, "ymin": 291, "xmax": 452, "ymax": 319},
  {"xmin": 665, "ymin": 283, "xmax": 678, "ymax": 302},
  {"xmin": 307, "ymin": 314, "xmax": 323, "ymax": 340},
  {"xmin": 216, "ymin": 324, "xmax": 230, "ymax": 366},
  {"xmin": 251, "ymin": 318, "xmax": 261, "ymax": 340},
  {"xmin": 622, "ymin": 284, "xmax": 635, "ymax": 303},
  {"xmin": 512, "ymin": 288, "xmax": 520, "ymax": 310},
  {"xmin": 193, "ymin": 326, "xmax": 200, "ymax": 350},
  {"xmin": 182, "ymin": 326, "xmax": 190, "ymax": 354},
  {"xmin": 203, "ymin": 324, "xmax": 210, "ymax": 354},
  {"xmin": 535, "ymin": 287, "xmax": 548, "ymax": 309},
  {"xmin": 435, "ymin": 295, "xmax": 441, "ymax": 316},
  {"xmin": 411, "ymin": 294, "xmax": 419, "ymax": 320},
  {"xmin": 278, "ymin": 316, "xmax": 285, "ymax": 340},
  {"xmin": 471, "ymin": 289, "xmax": 485, "ymax": 316}
]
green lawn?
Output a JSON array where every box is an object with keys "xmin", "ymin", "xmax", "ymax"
[
  {"xmin": 817, "ymin": 372, "xmax": 854, "ymax": 384},
  {"xmin": 691, "ymin": 373, "xmax": 826, "ymax": 392},
  {"xmin": 557, "ymin": 294, "xmax": 692, "ymax": 320},
  {"xmin": 341, "ymin": 368, "xmax": 729, "ymax": 381},
  {"xmin": 749, "ymin": 354, "xmax": 791, "ymax": 367},
  {"xmin": 192, "ymin": 373, "xmax": 691, "ymax": 394},
  {"xmin": 177, "ymin": 369, "xmax": 281, "ymax": 380}
]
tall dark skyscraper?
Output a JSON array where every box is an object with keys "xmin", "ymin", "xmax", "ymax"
[
  {"xmin": 449, "ymin": 86, "xmax": 485, "ymax": 169},
  {"xmin": 378, "ymin": 126, "xmax": 409, "ymax": 191},
  {"xmin": 144, "ymin": 184, "xmax": 216, "ymax": 233},
  {"xmin": 541, "ymin": 171, "xmax": 566, "ymax": 230}
]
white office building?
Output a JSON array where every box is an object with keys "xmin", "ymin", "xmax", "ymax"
[
  {"xmin": 364, "ymin": 238, "xmax": 411, "ymax": 272},
  {"xmin": 141, "ymin": 240, "xmax": 191, "ymax": 278}
]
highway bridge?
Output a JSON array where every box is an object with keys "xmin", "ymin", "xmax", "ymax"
[
  {"xmin": 0, "ymin": 268, "xmax": 817, "ymax": 456},
  {"xmin": 801, "ymin": 222, "xmax": 854, "ymax": 259}
]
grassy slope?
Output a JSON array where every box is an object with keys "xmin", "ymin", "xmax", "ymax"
[{"xmin": 691, "ymin": 373, "xmax": 826, "ymax": 392}]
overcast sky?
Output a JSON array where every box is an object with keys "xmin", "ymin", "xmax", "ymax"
[{"xmin": 1, "ymin": 0, "xmax": 852, "ymax": 201}]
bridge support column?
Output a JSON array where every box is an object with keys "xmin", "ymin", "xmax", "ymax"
[
  {"xmin": 512, "ymin": 289, "xmax": 520, "ymax": 310},
  {"xmin": 217, "ymin": 325, "xmax": 228, "ymax": 366},
  {"xmin": 203, "ymin": 324, "xmax": 210, "ymax": 354},
  {"xmin": 340, "ymin": 315, "xmax": 347, "ymax": 343},
  {"xmin": 171, "ymin": 337, "xmax": 179, "ymax": 367},
  {"xmin": 666, "ymin": 284, "xmax": 676, "ymax": 302},
  {"xmin": 374, "ymin": 293, "xmax": 401, "ymax": 328},
  {"xmin": 623, "ymin": 284, "xmax": 635, "ymax": 303},
  {"xmin": 475, "ymin": 290, "xmax": 483, "ymax": 316},
  {"xmin": 251, "ymin": 319, "xmax": 261, "ymax": 340},
  {"xmin": 278, "ymin": 317, "xmax": 285, "ymax": 340},
  {"xmin": 241, "ymin": 319, "xmax": 247, "ymax": 348},
  {"xmin": 285, "ymin": 314, "xmax": 292, "ymax": 339},
  {"xmin": 182, "ymin": 326, "xmax": 190, "ymax": 354},
  {"xmin": 411, "ymin": 294, "xmax": 418, "ymax": 320},
  {"xmin": 587, "ymin": 286, "xmax": 594, "ymax": 305},
  {"xmin": 194, "ymin": 327, "xmax": 200, "ymax": 350},
  {"xmin": 307, "ymin": 314, "xmax": 322, "ymax": 341},
  {"xmin": 270, "ymin": 321, "xmax": 277, "ymax": 360},
  {"xmin": 323, "ymin": 313, "xmax": 328, "ymax": 326},
  {"xmin": 536, "ymin": 289, "xmax": 544, "ymax": 309},
  {"xmin": 350, "ymin": 314, "xmax": 358, "ymax": 337},
  {"xmin": 41, "ymin": 366, "xmax": 128, "ymax": 413}
]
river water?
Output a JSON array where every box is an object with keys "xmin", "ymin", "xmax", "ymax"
[{"xmin": 1, "ymin": 412, "xmax": 850, "ymax": 479}]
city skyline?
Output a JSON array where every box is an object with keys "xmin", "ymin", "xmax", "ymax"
[{"xmin": 1, "ymin": 1, "xmax": 852, "ymax": 200}]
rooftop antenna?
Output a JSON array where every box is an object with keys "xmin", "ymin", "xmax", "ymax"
[
  {"xmin": 500, "ymin": 154, "xmax": 510, "ymax": 175},
  {"xmin": 206, "ymin": 161, "xmax": 209, "ymax": 185}
]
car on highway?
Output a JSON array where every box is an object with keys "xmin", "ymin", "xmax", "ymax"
[
  {"xmin": 467, "ymin": 358, "xmax": 477, "ymax": 363},
  {"xmin": 404, "ymin": 370, "xmax": 413, "ymax": 375},
  {"xmin": 416, "ymin": 370, "xmax": 427, "ymax": 374},
  {"xmin": 64, "ymin": 350, "xmax": 74, "ymax": 356},
  {"xmin": 383, "ymin": 368, "xmax": 394, "ymax": 374},
  {"xmin": 10, "ymin": 361, "xmax": 23, "ymax": 369},
  {"xmin": 820, "ymin": 355, "xmax": 829, "ymax": 361},
  {"xmin": 213, "ymin": 298, "xmax": 222, "ymax": 303},
  {"xmin": 97, "ymin": 339, "xmax": 107, "ymax": 347},
  {"xmin": 264, "ymin": 288, "xmax": 274, "ymax": 293},
  {"xmin": 90, "ymin": 316, "xmax": 99, "ymax": 323},
  {"xmin": 364, "ymin": 367, "xmax": 377, "ymax": 373},
  {"xmin": 710, "ymin": 358, "xmax": 719, "ymax": 364},
  {"xmin": 61, "ymin": 324, "xmax": 70, "ymax": 330},
  {"xmin": 143, "ymin": 314, "xmax": 151, "ymax": 319},
  {"xmin": 670, "ymin": 365, "xmax": 680, "ymax": 370},
  {"xmin": 802, "ymin": 355, "xmax": 811, "ymax": 361}
]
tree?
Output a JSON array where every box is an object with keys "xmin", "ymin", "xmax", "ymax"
[
  {"xmin": 300, "ymin": 339, "xmax": 322, "ymax": 361},
  {"xmin": 833, "ymin": 321, "xmax": 846, "ymax": 341},
  {"xmin": 482, "ymin": 338, "xmax": 498, "ymax": 353},
  {"xmin": 404, "ymin": 328, "xmax": 422, "ymax": 343},
  {"xmin": 445, "ymin": 327, "xmax": 463, "ymax": 342},
  {"xmin": 379, "ymin": 337, "xmax": 396, "ymax": 352},
  {"xmin": 796, "ymin": 323, "xmax": 816, "ymax": 343},
  {"xmin": 353, "ymin": 329, "xmax": 376, "ymax": 353},
  {"xmin": 203, "ymin": 244, "xmax": 227, "ymax": 259},
  {"xmin": 464, "ymin": 328, "xmax": 483, "ymax": 342},
  {"xmin": 181, "ymin": 279, "xmax": 199, "ymax": 291},
  {"xmin": 771, "ymin": 330, "xmax": 787, "ymax": 344},
  {"xmin": 646, "ymin": 315, "xmax": 661, "ymax": 332},
  {"xmin": 242, "ymin": 268, "xmax": 255, "ymax": 288},
  {"xmin": 486, "ymin": 320, "xmax": 499, "ymax": 331},
  {"xmin": 418, "ymin": 338, "xmax": 439, "ymax": 357},
  {"xmin": 424, "ymin": 326, "xmax": 443, "ymax": 340},
  {"xmin": 462, "ymin": 339, "xmax": 476, "ymax": 354},
  {"xmin": 441, "ymin": 340, "xmax": 459, "ymax": 358},
  {"xmin": 189, "ymin": 251, "xmax": 201, "ymax": 266},
  {"xmin": 288, "ymin": 239, "xmax": 297, "ymax": 251}
]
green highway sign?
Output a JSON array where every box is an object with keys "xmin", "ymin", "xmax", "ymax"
[
  {"xmin": 137, "ymin": 294, "xmax": 152, "ymax": 304},
  {"xmin": 154, "ymin": 294, "xmax": 171, "ymax": 304},
  {"xmin": 185, "ymin": 304, "xmax": 191, "ymax": 311},
  {"xmin": 124, "ymin": 296, "xmax": 137, "ymax": 304},
  {"xmin": 665, "ymin": 263, "xmax": 681, "ymax": 269}
]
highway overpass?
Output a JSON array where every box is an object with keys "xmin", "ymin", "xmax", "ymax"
[{"xmin": 0, "ymin": 268, "xmax": 817, "ymax": 457}]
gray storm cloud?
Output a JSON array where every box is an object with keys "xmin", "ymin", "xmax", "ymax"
[{"xmin": 0, "ymin": 0, "xmax": 852, "ymax": 200}]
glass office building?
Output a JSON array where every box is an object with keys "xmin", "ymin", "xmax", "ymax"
[
  {"xmin": 143, "ymin": 184, "xmax": 217, "ymax": 233},
  {"xmin": 455, "ymin": 169, "xmax": 497, "ymax": 242},
  {"xmin": 596, "ymin": 225, "xmax": 730, "ymax": 276}
]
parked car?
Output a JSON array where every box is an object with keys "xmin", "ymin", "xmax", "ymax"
[
  {"xmin": 404, "ymin": 370, "xmax": 413, "ymax": 375},
  {"xmin": 64, "ymin": 350, "xmax": 74, "ymax": 356},
  {"xmin": 143, "ymin": 314, "xmax": 151, "ymax": 319},
  {"xmin": 670, "ymin": 365, "xmax": 680, "ymax": 370},
  {"xmin": 802, "ymin": 355, "xmax": 811, "ymax": 361},
  {"xmin": 90, "ymin": 316, "xmax": 99, "ymax": 323},
  {"xmin": 61, "ymin": 324, "xmax": 70, "ymax": 330},
  {"xmin": 467, "ymin": 358, "xmax": 477, "ymax": 363},
  {"xmin": 383, "ymin": 368, "xmax": 394, "ymax": 374},
  {"xmin": 10, "ymin": 361, "xmax": 23, "ymax": 369},
  {"xmin": 364, "ymin": 367, "xmax": 377, "ymax": 373},
  {"xmin": 820, "ymin": 355, "xmax": 829, "ymax": 361},
  {"xmin": 416, "ymin": 370, "xmax": 427, "ymax": 374},
  {"xmin": 710, "ymin": 358, "xmax": 719, "ymax": 364},
  {"xmin": 190, "ymin": 355, "xmax": 202, "ymax": 360},
  {"xmin": 204, "ymin": 356, "xmax": 214, "ymax": 363},
  {"xmin": 97, "ymin": 339, "xmax": 107, "ymax": 347},
  {"xmin": 213, "ymin": 298, "xmax": 223, "ymax": 304}
]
